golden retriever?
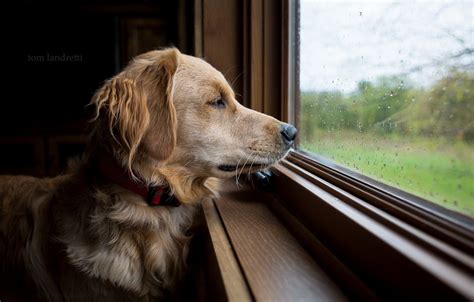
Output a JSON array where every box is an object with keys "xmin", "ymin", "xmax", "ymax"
[{"xmin": 0, "ymin": 48, "xmax": 297, "ymax": 301}]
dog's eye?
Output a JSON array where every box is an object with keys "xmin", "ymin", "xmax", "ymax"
[{"xmin": 210, "ymin": 99, "xmax": 226, "ymax": 109}]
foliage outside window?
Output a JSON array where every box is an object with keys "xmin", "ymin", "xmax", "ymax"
[{"xmin": 298, "ymin": 0, "xmax": 473, "ymax": 216}]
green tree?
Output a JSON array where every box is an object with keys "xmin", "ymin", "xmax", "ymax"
[
  {"xmin": 393, "ymin": 70, "xmax": 474, "ymax": 142},
  {"xmin": 352, "ymin": 76, "xmax": 412, "ymax": 133},
  {"xmin": 300, "ymin": 71, "xmax": 474, "ymax": 142}
]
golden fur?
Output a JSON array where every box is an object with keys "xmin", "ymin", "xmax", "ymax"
[{"xmin": 0, "ymin": 48, "xmax": 293, "ymax": 301}]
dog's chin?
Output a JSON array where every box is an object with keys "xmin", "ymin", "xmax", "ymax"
[
  {"xmin": 211, "ymin": 148, "xmax": 291, "ymax": 178},
  {"xmin": 217, "ymin": 163, "xmax": 267, "ymax": 172},
  {"xmin": 212, "ymin": 161, "xmax": 275, "ymax": 178}
]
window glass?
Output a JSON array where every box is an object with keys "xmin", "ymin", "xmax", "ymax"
[{"xmin": 298, "ymin": 0, "xmax": 473, "ymax": 216}]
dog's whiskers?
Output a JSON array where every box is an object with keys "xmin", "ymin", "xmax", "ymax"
[
  {"xmin": 247, "ymin": 158, "xmax": 257, "ymax": 181},
  {"xmin": 236, "ymin": 151, "xmax": 254, "ymax": 185},
  {"xmin": 229, "ymin": 71, "xmax": 244, "ymax": 90},
  {"xmin": 235, "ymin": 154, "xmax": 246, "ymax": 188}
]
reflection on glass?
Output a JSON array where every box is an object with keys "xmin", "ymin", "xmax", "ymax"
[{"xmin": 299, "ymin": 0, "xmax": 473, "ymax": 216}]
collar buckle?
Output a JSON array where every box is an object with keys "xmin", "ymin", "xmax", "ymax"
[{"xmin": 146, "ymin": 185, "xmax": 180, "ymax": 207}]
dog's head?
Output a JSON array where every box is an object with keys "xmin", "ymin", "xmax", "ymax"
[{"xmin": 90, "ymin": 48, "xmax": 296, "ymax": 182}]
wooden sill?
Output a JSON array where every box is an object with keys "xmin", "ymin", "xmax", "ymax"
[
  {"xmin": 272, "ymin": 160, "xmax": 472, "ymax": 301},
  {"xmin": 200, "ymin": 159, "xmax": 471, "ymax": 301},
  {"xmin": 201, "ymin": 180, "xmax": 347, "ymax": 302}
]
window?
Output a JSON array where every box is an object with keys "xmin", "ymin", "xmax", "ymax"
[
  {"xmin": 195, "ymin": 1, "xmax": 472, "ymax": 300},
  {"xmin": 298, "ymin": 0, "xmax": 473, "ymax": 216}
]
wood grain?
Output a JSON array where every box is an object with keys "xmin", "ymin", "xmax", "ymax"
[
  {"xmin": 202, "ymin": 198, "xmax": 252, "ymax": 302},
  {"xmin": 202, "ymin": 0, "xmax": 244, "ymax": 103},
  {"xmin": 249, "ymin": 0, "xmax": 263, "ymax": 113},
  {"xmin": 244, "ymin": 0, "xmax": 283, "ymax": 119},
  {"xmin": 266, "ymin": 193, "xmax": 378, "ymax": 301},
  {"xmin": 263, "ymin": 0, "xmax": 281, "ymax": 118},
  {"xmin": 193, "ymin": 0, "xmax": 203, "ymax": 57},
  {"xmin": 214, "ymin": 182, "xmax": 347, "ymax": 302}
]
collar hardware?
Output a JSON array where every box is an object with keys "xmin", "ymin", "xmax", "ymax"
[{"xmin": 95, "ymin": 156, "xmax": 181, "ymax": 207}]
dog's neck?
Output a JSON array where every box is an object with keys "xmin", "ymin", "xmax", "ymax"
[
  {"xmin": 95, "ymin": 155, "xmax": 181, "ymax": 207},
  {"xmin": 84, "ymin": 149, "xmax": 220, "ymax": 205}
]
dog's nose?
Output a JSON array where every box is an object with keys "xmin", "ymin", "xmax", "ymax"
[{"xmin": 280, "ymin": 124, "xmax": 297, "ymax": 145}]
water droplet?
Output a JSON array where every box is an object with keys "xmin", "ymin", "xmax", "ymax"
[{"xmin": 411, "ymin": 97, "xmax": 416, "ymax": 102}]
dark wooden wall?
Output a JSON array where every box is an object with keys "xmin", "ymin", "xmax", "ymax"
[{"xmin": 1, "ymin": 0, "xmax": 193, "ymax": 176}]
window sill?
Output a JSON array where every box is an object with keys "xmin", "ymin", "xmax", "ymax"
[
  {"xmin": 201, "ymin": 179, "xmax": 348, "ymax": 301},
  {"xmin": 271, "ymin": 152, "xmax": 473, "ymax": 300},
  {"xmin": 199, "ymin": 156, "xmax": 471, "ymax": 301}
]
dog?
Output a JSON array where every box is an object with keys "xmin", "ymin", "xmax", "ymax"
[{"xmin": 0, "ymin": 48, "xmax": 297, "ymax": 301}]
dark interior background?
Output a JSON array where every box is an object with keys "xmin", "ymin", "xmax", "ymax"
[{"xmin": 1, "ymin": 0, "xmax": 193, "ymax": 176}]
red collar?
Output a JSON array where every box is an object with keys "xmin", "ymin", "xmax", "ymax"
[{"xmin": 95, "ymin": 156, "xmax": 180, "ymax": 207}]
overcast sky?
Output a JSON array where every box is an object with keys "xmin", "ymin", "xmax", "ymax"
[{"xmin": 300, "ymin": 0, "xmax": 474, "ymax": 92}]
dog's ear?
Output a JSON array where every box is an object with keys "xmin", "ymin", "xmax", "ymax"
[
  {"xmin": 92, "ymin": 75, "xmax": 150, "ymax": 169},
  {"xmin": 91, "ymin": 48, "xmax": 179, "ymax": 169},
  {"xmin": 140, "ymin": 48, "xmax": 179, "ymax": 162}
]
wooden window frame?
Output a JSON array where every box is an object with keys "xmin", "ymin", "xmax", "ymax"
[
  {"xmin": 194, "ymin": 0, "xmax": 473, "ymax": 300},
  {"xmin": 277, "ymin": 0, "xmax": 473, "ymax": 299}
]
